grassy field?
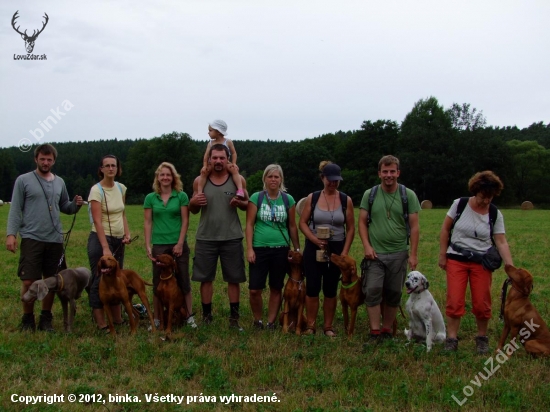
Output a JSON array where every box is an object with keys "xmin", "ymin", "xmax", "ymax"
[{"xmin": 0, "ymin": 204, "xmax": 549, "ymax": 411}]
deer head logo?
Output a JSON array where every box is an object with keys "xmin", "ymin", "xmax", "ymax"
[{"xmin": 11, "ymin": 11, "xmax": 49, "ymax": 54}]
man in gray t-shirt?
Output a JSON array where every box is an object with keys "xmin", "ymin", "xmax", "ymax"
[
  {"xmin": 189, "ymin": 144, "xmax": 248, "ymax": 331},
  {"xmin": 6, "ymin": 144, "xmax": 83, "ymax": 332}
]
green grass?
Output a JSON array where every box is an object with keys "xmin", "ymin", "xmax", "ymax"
[{"xmin": 1, "ymin": 205, "xmax": 550, "ymax": 411}]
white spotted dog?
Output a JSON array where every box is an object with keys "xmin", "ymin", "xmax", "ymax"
[{"xmin": 404, "ymin": 271, "xmax": 446, "ymax": 352}]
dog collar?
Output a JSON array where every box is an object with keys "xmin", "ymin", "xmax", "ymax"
[
  {"xmin": 51, "ymin": 273, "xmax": 64, "ymax": 292},
  {"xmin": 341, "ymin": 279, "xmax": 358, "ymax": 289},
  {"xmin": 289, "ymin": 277, "xmax": 303, "ymax": 291},
  {"xmin": 160, "ymin": 273, "xmax": 173, "ymax": 280}
]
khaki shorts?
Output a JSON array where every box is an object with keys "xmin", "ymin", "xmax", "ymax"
[
  {"xmin": 18, "ymin": 238, "xmax": 66, "ymax": 281},
  {"xmin": 192, "ymin": 239, "xmax": 246, "ymax": 283},
  {"xmin": 362, "ymin": 251, "xmax": 408, "ymax": 307}
]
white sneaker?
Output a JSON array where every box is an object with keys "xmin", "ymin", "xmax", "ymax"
[
  {"xmin": 148, "ymin": 318, "xmax": 160, "ymax": 332},
  {"xmin": 187, "ymin": 315, "xmax": 198, "ymax": 329}
]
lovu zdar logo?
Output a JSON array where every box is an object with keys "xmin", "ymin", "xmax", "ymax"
[{"xmin": 12, "ymin": 10, "xmax": 49, "ymax": 53}]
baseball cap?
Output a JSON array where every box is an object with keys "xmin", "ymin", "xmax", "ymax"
[{"xmin": 322, "ymin": 163, "xmax": 343, "ymax": 181}]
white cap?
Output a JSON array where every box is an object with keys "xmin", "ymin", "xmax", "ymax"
[{"xmin": 209, "ymin": 119, "xmax": 228, "ymax": 136}]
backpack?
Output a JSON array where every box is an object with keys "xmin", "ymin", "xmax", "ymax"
[
  {"xmin": 88, "ymin": 182, "xmax": 123, "ymax": 224},
  {"xmin": 366, "ymin": 184, "xmax": 410, "ymax": 244},
  {"xmin": 449, "ymin": 197, "xmax": 498, "ymax": 245},
  {"xmin": 307, "ymin": 190, "xmax": 348, "ymax": 236},
  {"xmin": 256, "ymin": 190, "xmax": 291, "ymax": 230}
]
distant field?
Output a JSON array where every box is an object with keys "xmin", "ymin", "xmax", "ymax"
[{"xmin": 0, "ymin": 204, "xmax": 549, "ymax": 411}]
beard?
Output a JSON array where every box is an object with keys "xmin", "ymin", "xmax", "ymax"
[{"xmin": 37, "ymin": 164, "xmax": 52, "ymax": 174}]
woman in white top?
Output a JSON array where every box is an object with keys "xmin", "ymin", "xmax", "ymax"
[
  {"xmin": 439, "ymin": 171, "xmax": 513, "ymax": 353},
  {"xmin": 87, "ymin": 154, "xmax": 132, "ymax": 331}
]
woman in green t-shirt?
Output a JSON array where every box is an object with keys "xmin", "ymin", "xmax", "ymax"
[
  {"xmin": 144, "ymin": 162, "xmax": 196, "ymax": 330},
  {"xmin": 245, "ymin": 164, "xmax": 300, "ymax": 330}
]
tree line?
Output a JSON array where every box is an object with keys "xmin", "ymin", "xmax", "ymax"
[{"xmin": 1, "ymin": 96, "xmax": 549, "ymax": 208}]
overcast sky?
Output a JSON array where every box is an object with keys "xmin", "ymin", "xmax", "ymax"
[{"xmin": 1, "ymin": 0, "xmax": 548, "ymax": 151}]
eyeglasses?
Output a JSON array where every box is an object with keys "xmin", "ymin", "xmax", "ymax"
[{"xmin": 101, "ymin": 164, "xmax": 117, "ymax": 169}]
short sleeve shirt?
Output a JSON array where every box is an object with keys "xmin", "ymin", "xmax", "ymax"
[
  {"xmin": 89, "ymin": 182, "xmax": 127, "ymax": 237},
  {"xmin": 143, "ymin": 190, "xmax": 189, "ymax": 245},
  {"xmin": 359, "ymin": 186, "xmax": 420, "ymax": 253},
  {"xmin": 249, "ymin": 191, "xmax": 296, "ymax": 247}
]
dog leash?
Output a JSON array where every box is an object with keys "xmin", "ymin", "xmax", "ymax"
[
  {"xmin": 111, "ymin": 235, "xmax": 139, "ymax": 257},
  {"xmin": 32, "ymin": 171, "xmax": 78, "ymax": 275},
  {"xmin": 499, "ymin": 278, "xmax": 511, "ymax": 321}
]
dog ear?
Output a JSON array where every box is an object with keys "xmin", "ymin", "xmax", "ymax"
[
  {"xmin": 518, "ymin": 269, "xmax": 533, "ymax": 296},
  {"xmin": 35, "ymin": 281, "xmax": 49, "ymax": 301},
  {"xmin": 425, "ymin": 280, "xmax": 430, "ymax": 289}
]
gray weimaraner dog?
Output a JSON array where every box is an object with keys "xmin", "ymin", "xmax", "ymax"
[{"xmin": 22, "ymin": 267, "xmax": 91, "ymax": 332}]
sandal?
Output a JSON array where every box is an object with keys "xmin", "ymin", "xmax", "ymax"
[
  {"xmin": 236, "ymin": 189, "xmax": 245, "ymax": 199},
  {"xmin": 99, "ymin": 325, "xmax": 110, "ymax": 334},
  {"xmin": 324, "ymin": 326, "xmax": 337, "ymax": 338},
  {"xmin": 303, "ymin": 325, "xmax": 316, "ymax": 335}
]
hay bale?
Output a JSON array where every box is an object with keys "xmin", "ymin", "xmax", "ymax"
[
  {"xmin": 0, "ymin": 200, "xmax": 3, "ymax": 206},
  {"xmin": 521, "ymin": 201, "xmax": 534, "ymax": 210},
  {"xmin": 296, "ymin": 197, "xmax": 307, "ymax": 216},
  {"xmin": 421, "ymin": 200, "xmax": 433, "ymax": 209}
]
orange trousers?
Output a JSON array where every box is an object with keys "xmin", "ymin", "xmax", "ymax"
[{"xmin": 446, "ymin": 258, "xmax": 492, "ymax": 320}]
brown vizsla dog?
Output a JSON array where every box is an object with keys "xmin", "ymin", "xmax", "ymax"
[
  {"xmin": 279, "ymin": 250, "xmax": 306, "ymax": 335},
  {"xmin": 154, "ymin": 254, "xmax": 188, "ymax": 338},
  {"xmin": 330, "ymin": 253, "xmax": 365, "ymax": 337},
  {"xmin": 497, "ymin": 264, "xmax": 550, "ymax": 357},
  {"xmin": 98, "ymin": 256, "xmax": 156, "ymax": 336}
]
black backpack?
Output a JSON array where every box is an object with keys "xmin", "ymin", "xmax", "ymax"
[
  {"xmin": 366, "ymin": 184, "xmax": 410, "ymax": 244},
  {"xmin": 307, "ymin": 190, "xmax": 348, "ymax": 236}
]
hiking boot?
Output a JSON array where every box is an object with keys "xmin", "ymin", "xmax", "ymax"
[
  {"xmin": 266, "ymin": 322, "xmax": 276, "ymax": 331},
  {"xmin": 186, "ymin": 315, "xmax": 198, "ymax": 329},
  {"xmin": 445, "ymin": 337, "xmax": 459, "ymax": 352},
  {"xmin": 253, "ymin": 320, "xmax": 264, "ymax": 330},
  {"xmin": 37, "ymin": 311, "xmax": 55, "ymax": 332},
  {"xmin": 475, "ymin": 335, "xmax": 489, "ymax": 355},
  {"xmin": 229, "ymin": 318, "xmax": 244, "ymax": 332},
  {"xmin": 203, "ymin": 313, "xmax": 213, "ymax": 325},
  {"xmin": 379, "ymin": 332, "xmax": 393, "ymax": 343},
  {"xmin": 363, "ymin": 333, "xmax": 380, "ymax": 348},
  {"xmin": 20, "ymin": 313, "xmax": 36, "ymax": 332}
]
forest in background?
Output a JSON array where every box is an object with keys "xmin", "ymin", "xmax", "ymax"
[{"xmin": 1, "ymin": 96, "xmax": 549, "ymax": 207}]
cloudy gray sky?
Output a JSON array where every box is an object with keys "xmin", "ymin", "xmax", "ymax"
[{"xmin": 1, "ymin": 0, "xmax": 548, "ymax": 150}]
